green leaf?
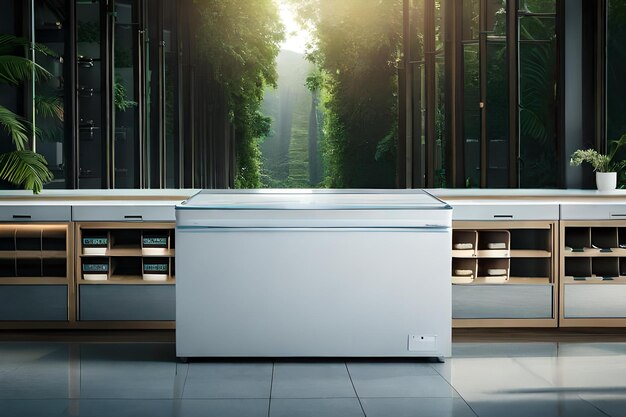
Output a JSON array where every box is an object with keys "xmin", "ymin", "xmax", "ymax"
[
  {"xmin": 0, "ymin": 55, "xmax": 52, "ymax": 85},
  {"xmin": 0, "ymin": 34, "xmax": 57, "ymax": 57},
  {"xmin": 0, "ymin": 150, "xmax": 53, "ymax": 194},
  {"xmin": 0, "ymin": 105, "xmax": 30, "ymax": 150},
  {"xmin": 35, "ymin": 95, "xmax": 64, "ymax": 120}
]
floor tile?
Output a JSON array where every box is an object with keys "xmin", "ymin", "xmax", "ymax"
[
  {"xmin": 0, "ymin": 346, "xmax": 70, "ymax": 399},
  {"xmin": 452, "ymin": 343, "xmax": 557, "ymax": 358},
  {"xmin": 178, "ymin": 399, "xmax": 269, "ymax": 417},
  {"xmin": 347, "ymin": 363, "xmax": 456, "ymax": 398},
  {"xmin": 62, "ymin": 399, "xmax": 175, "ymax": 417},
  {"xmin": 79, "ymin": 344, "xmax": 178, "ymax": 399},
  {"xmin": 269, "ymin": 398, "xmax": 364, "ymax": 417},
  {"xmin": 432, "ymin": 357, "xmax": 554, "ymax": 396},
  {"xmin": 61, "ymin": 399, "xmax": 269, "ymax": 417},
  {"xmin": 182, "ymin": 362, "xmax": 273, "ymax": 399},
  {"xmin": 360, "ymin": 398, "xmax": 477, "ymax": 417},
  {"xmin": 515, "ymin": 355, "xmax": 626, "ymax": 391},
  {"xmin": 461, "ymin": 393, "xmax": 610, "ymax": 417},
  {"xmin": 0, "ymin": 399, "xmax": 68, "ymax": 417},
  {"xmin": 271, "ymin": 363, "xmax": 355, "ymax": 398},
  {"xmin": 580, "ymin": 394, "xmax": 626, "ymax": 417}
]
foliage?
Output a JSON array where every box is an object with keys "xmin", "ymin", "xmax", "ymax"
[
  {"xmin": 193, "ymin": 0, "xmax": 284, "ymax": 188},
  {"xmin": 570, "ymin": 134, "xmax": 626, "ymax": 173},
  {"xmin": 0, "ymin": 34, "xmax": 54, "ymax": 193},
  {"xmin": 114, "ymin": 75, "xmax": 137, "ymax": 111},
  {"xmin": 77, "ymin": 21, "xmax": 100, "ymax": 44},
  {"xmin": 518, "ymin": 10, "xmax": 558, "ymax": 187},
  {"xmin": 0, "ymin": 151, "xmax": 53, "ymax": 194},
  {"xmin": 290, "ymin": 0, "xmax": 402, "ymax": 188},
  {"xmin": 35, "ymin": 95, "xmax": 64, "ymax": 120}
]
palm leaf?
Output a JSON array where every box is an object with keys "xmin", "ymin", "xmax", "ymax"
[
  {"xmin": 0, "ymin": 55, "xmax": 52, "ymax": 85},
  {"xmin": 0, "ymin": 34, "xmax": 57, "ymax": 57},
  {"xmin": 0, "ymin": 105, "xmax": 29, "ymax": 150},
  {"xmin": 0, "ymin": 150, "xmax": 53, "ymax": 194},
  {"xmin": 35, "ymin": 95, "xmax": 64, "ymax": 120}
]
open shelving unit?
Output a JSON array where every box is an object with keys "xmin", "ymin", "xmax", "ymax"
[
  {"xmin": 452, "ymin": 221, "xmax": 557, "ymax": 328},
  {"xmin": 0, "ymin": 223, "xmax": 73, "ymax": 325},
  {"xmin": 560, "ymin": 221, "xmax": 626, "ymax": 326},
  {"xmin": 75, "ymin": 223, "xmax": 175, "ymax": 328}
]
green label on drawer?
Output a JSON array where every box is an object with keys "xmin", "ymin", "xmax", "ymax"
[
  {"xmin": 144, "ymin": 263, "xmax": 169, "ymax": 273},
  {"xmin": 83, "ymin": 237, "xmax": 108, "ymax": 246},
  {"xmin": 143, "ymin": 237, "xmax": 168, "ymax": 247},
  {"xmin": 83, "ymin": 263, "xmax": 108, "ymax": 272}
]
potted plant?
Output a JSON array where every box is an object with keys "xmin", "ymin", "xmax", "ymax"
[{"xmin": 570, "ymin": 135, "xmax": 626, "ymax": 191}]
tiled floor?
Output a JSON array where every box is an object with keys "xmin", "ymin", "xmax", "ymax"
[{"xmin": 0, "ymin": 341, "xmax": 625, "ymax": 416}]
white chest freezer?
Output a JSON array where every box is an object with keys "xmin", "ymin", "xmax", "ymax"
[{"xmin": 175, "ymin": 189, "xmax": 452, "ymax": 358}]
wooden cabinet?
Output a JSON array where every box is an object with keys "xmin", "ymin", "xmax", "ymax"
[
  {"xmin": 0, "ymin": 223, "xmax": 74, "ymax": 326},
  {"xmin": 75, "ymin": 222, "xmax": 175, "ymax": 328},
  {"xmin": 560, "ymin": 221, "xmax": 626, "ymax": 326},
  {"xmin": 452, "ymin": 221, "xmax": 558, "ymax": 328}
]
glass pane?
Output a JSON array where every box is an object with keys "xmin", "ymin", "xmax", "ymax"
[
  {"xmin": 34, "ymin": 0, "xmax": 67, "ymax": 188},
  {"xmin": 163, "ymin": 0, "xmax": 179, "ymax": 188},
  {"xmin": 463, "ymin": 0, "xmax": 480, "ymax": 41},
  {"xmin": 434, "ymin": 55, "xmax": 446, "ymax": 187},
  {"xmin": 114, "ymin": 0, "xmax": 139, "ymax": 188},
  {"xmin": 518, "ymin": 12, "xmax": 558, "ymax": 188},
  {"xmin": 76, "ymin": 0, "xmax": 103, "ymax": 188},
  {"xmin": 462, "ymin": 43, "xmax": 480, "ymax": 188},
  {"xmin": 433, "ymin": 0, "xmax": 446, "ymax": 186},
  {"xmin": 485, "ymin": 0, "xmax": 508, "ymax": 188},
  {"xmin": 249, "ymin": 0, "xmax": 400, "ymax": 188},
  {"xmin": 607, "ymin": 0, "xmax": 626, "ymax": 143},
  {"xmin": 519, "ymin": 0, "xmax": 555, "ymax": 14},
  {"xmin": 410, "ymin": 0, "xmax": 425, "ymax": 187}
]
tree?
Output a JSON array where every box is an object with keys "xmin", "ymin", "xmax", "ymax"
[
  {"xmin": 193, "ymin": 0, "xmax": 284, "ymax": 188},
  {"xmin": 290, "ymin": 0, "xmax": 403, "ymax": 188},
  {"xmin": 0, "ymin": 34, "xmax": 54, "ymax": 193}
]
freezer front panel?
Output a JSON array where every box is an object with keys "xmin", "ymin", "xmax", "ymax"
[{"xmin": 176, "ymin": 226, "xmax": 451, "ymax": 358}]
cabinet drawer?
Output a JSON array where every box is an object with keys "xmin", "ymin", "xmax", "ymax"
[
  {"xmin": 72, "ymin": 205, "xmax": 175, "ymax": 222},
  {"xmin": 560, "ymin": 204, "xmax": 626, "ymax": 220},
  {"xmin": 0, "ymin": 285, "xmax": 67, "ymax": 321},
  {"xmin": 453, "ymin": 285, "xmax": 553, "ymax": 319},
  {"xmin": 0, "ymin": 205, "xmax": 71, "ymax": 222},
  {"xmin": 79, "ymin": 285, "xmax": 175, "ymax": 321},
  {"xmin": 564, "ymin": 285, "xmax": 626, "ymax": 318},
  {"xmin": 451, "ymin": 204, "xmax": 559, "ymax": 221}
]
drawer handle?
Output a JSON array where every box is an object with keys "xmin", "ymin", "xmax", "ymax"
[
  {"xmin": 124, "ymin": 215, "xmax": 143, "ymax": 220},
  {"xmin": 12, "ymin": 214, "xmax": 32, "ymax": 219},
  {"xmin": 611, "ymin": 214, "xmax": 626, "ymax": 218},
  {"xmin": 493, "ymin": 214, "xmax": 513, "ymax": 219}
]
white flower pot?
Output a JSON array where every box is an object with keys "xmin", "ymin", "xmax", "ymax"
[{"xmin": 596, "ymin": 172, "xmax": 617, "ymax": 191}]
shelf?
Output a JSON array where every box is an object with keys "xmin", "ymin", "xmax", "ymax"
[
  {"xmin": 452, "ymin": 250, "xmax": 475, "ymax": 258},
  {"xmin": 475, "ymin": 250, "xmax": 510, "ymax": 258},
  {"xmin": 563, "ymin": 248, "xmax": 626, "ymax": 257},
  {"xmin": 80, "ymin": 248, "xmax": 175, "ymax": 257},
  {"xmin": 0, "ymin": 277, "xmax": 67, "ymax": 285},
  {"xmin": 564, "ymin": 276, "xmax": 626, "ymax": 285},
  {"xmin": 79, "ymin": 276, "xmax": 175, "ymax": 285},
  {"xmin": 510, "ymin": 250, "xmax": 551, "ymax": 258},
  {"xmin": 454, "ymin": 277, "xmax": 551, "ymax": 285},
  {"xmin": 0, "ymin": 251, "xmax": 67, "ymax": 259}
]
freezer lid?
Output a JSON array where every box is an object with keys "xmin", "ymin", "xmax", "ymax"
[
  {"xmin": 178, "ymin": 189, "xmax": 451, "ymax": 211},
  {"xmin": 176, "ymin": 189, "xmax": 451, "ymax": 228}
]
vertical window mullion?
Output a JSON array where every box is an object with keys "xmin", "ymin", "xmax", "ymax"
[{"xmin": 507, "ymin": 0, "xmax": 518, "ymax": 187}]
